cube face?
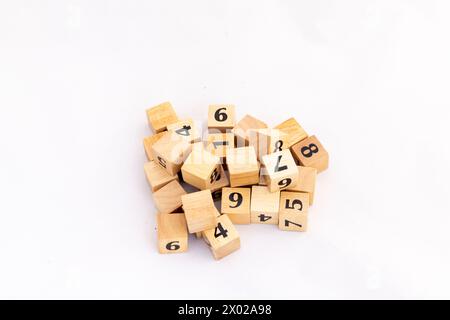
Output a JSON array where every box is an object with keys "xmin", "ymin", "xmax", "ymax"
[
  {"xmin": 291, "ymin": 135, "xmax": 328, "ymax": 173},
  {"xmin": 208, "ymin": 105, "xmax": 236, "ymax": 132},
  {"xmin": 210, "ymin": 166, "xmax": 230, "ymax": 201},
  {"xmin": 226, "ymin": 146, "xmax": 260, "ymax": 187},
  {"xmin": 250, "ymin": 129, "xmax": 289, "ymax": 160},
  {"xmin": 144, "ymin": 161, "xmax": 178, "ymax": 192},
  {"xmin": 153, "ymin": 180, "xmax": 186, "ymax": 214},
  {"xmin": 181, "ymin": 148, "xmax": 222, "ymax": 190},
  {"xmin": 278, "ymin": 192, "xmax": 309, "ymax": 231},
  {"xmin": 221, "ymin": 187, "xmax": 251, "ymax": 224},
  {"xmin": 143, "ymin": 132, "xmax": 166, "ymax": 161},
  {"xmin": 232, "ymin": 115, "xmax": 268, "ymax": 147},
  {"xmin": 275, "ymin": 117, "xmax": 308, "ymax": 148},
  {"xmin": 250, "ymin": 186, "xmax": 280, "ymax": 224},
  {"xmin": 202, "ymin": 214, "xmax": 240, "ymax": 260},
  {"xmin": 151, "ymin": 131, "xmax": 193, "ymax": 176},
  {"xmin": 181, "ymin": 190, "xmax": 218, "ymax": 233},
  {"xmin": 146, "ymin": 102, "xmax": 179, "ymax": 133},
  {"xmin": 157, "ymin": 213, "xmax": 188, "ymax": 254},
  {"xmin": 261, "ymin": 150, "xmax": 298, "ymax": 192},
  {"xmin": 167, "ymin": 118, "xmax": 201, "ymax": 144},
  {"xmin": 287, "ymin": 166, "xmax": 317, "ymax": 205},
  {"xmin": 206, "ymin": 133, "xmax": 235, "ymax": 162}
]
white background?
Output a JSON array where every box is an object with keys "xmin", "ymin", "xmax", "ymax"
[{"xmin": 1, "ymin": 0, "xmax": 450, "ymax": 299}]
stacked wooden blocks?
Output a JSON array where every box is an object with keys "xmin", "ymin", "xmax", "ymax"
[{"xmin": 144, "ymin": 102, "xmax": 328, "ymax": 260}]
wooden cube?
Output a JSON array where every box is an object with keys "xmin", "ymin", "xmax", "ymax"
[
  {"xmin": 261, "ymin": 149, "xmax": 298, "ymax": 192},
  {"xmin": 210, "ymin": 166, "xmax": 230, "ymax": 201},
  {"xmin": 181, "ymin": 147, "xmax": 223, "ymax": 190},
  {"xmin": 226, "ymin": 146, "xmax": 259, "ymax": 187},
  {"xmin": 167, "ymin": 118, "xmax": 201, "ymax": 144},
  {"xmin": 153, "ymin": 180, "xmax": 186, "ymax": 214},
  {"xmin": 232, "ymin": 114, "xmax": 267, "ymax": 147},
  {"xmin": 250, "ymin": 128, "xmax": 289, "ymax": 160},
  {"xmin": 143, "ymin": 132, "xmax": 166, "ymax": 161},
  {"xmin": 181, "ymin": 190, "xmax": 218, "ymax": 233},
  {"xmin": 202, "ymin": 214, "xmax": 240, "ymax": 260},
  {"xmin": 291, "ymin": 135, "xmax": 329, "ymax": 173},
  {"xmin": 208, "ymin": 105, "xmax": 236, "ymax": 132},
  {"xmin": 287, "ymin": 166, "xmax": 317, "ymax": 205},
  {"xmin": 157, "ymin": 212, "xmax": 188, "ymax": 253},
  {"xmin": 151, "ymin": 131, "xmax": 193, "ymax": 175},
  {"xmin": 206, "ymin": 133, "xmax": 235, "ymax": 165},
  {"xmin": 146, "ymin": 101, "xmax": 179, "ymax": 133},
  {"xmin": 221, "ymin": 187, "xmax": 251, "ymax": 224},
  {"xmin": 250, "ymin": 186, "xmax": 280, "ymax": 224},
  {"xmin": 144, "ymin": 161, "xmax": 178, "ymax": 192},
  {"xmin": 275, "ymin": 117, "xmax": 308, "ymax": 148},
  {"xmin": 278, "ymin": 192, "xmax": 309, "ymax": 231}
]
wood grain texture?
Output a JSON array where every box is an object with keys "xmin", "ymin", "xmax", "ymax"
[
  {"xmin": 143, "ymin": 131, "xmax": 166, "ymax": 161},
  {"xmin": 278, "ymin": 191, "xmax": 309, "ymax": 232},
  {"xmin": 146, "ymin": 101, "xmax": 179, "ymax": 133},
  {"xmin": 221, "ymin": 187, "xmax": 251, "ymax": 224},
  {"xmin": 250, "ymin": 185, "xmax": 280, "ymax": 224},
  {"xmin": 181, "ymin": 147, "xmax": 222, "ymax": 190},
  {"xmin": 144, "ymin": 161, "xmax": 178, "ymax": 192},
  {"xmin": 202, "ymin": 214, "xmax": 240, "ymax": 260},
  {"xmin": 286, "ymin": 166, "xmax": 317, "ymax": 205},
  {"xmin": 274, "ymin": 117, "xmax": 308, "ymax": 148},
  {"xmin": 157, "ymin": 212, "xmax": 188, "ymax": 253},
  {"xmin": 166, "ymin": 118, "xmax": 201, "ymax": 144},
  {"xmin": 232, "ymin": 114, "xmax": 268, "ymax": 147},
  {"xmin": 261, "ymin": 149, "xmax": 298, "ymax": 192},
  {"xmin": 208, "ymin": 105, "xmax": 236, "ymax": 132},
  {"xmin": 181, "ymin": 190, "xmax": 218, "ymax": 233},
  {"xmin": 291, "ymin": 135, "xmax": 329, "ymax": 173},
  {"xmin": 226, "ymin": 146, "xmax": 259, "ymax": 187},
  {"xmin": 153, "ymin": 180, "xmax": 186, "ymax": 214}
]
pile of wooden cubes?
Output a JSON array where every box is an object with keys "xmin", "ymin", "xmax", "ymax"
[{"xmin": 144, "ymin": 102, "xmax": 329, "ymax": 260}]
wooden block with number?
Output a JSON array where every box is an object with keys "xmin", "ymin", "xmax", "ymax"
[
  {"xmin": 202, "ymin": 214, "xmax": 240, "ymax": 260},
  {"xmin": 275, "ymin": 117, "xmax": 308, "ymax": 148},
  {"xmin": 210, "ymin": 166, "xmax": 230, "ymax": 201},
  {"xmin": 146, "ymin": 101, "xmax": 179, "ymax": 133},
  {"xmin": 157, "ymin": 212, "xmax": 188, "ymax": 254},
  {"xmin": 221, "ymin": 187, "xmax": 251, "ymax": 224},
  {"xmin": 232, "ymin": 115, "xmax": 268, "ymax": 147},
  {"xmin": 250, "ymin": 128, "xmax": 289, "ymax": 160},
  {"xmin": 250, "ymin": 186, "xmax": 280, "ymax": 224},
  {"xmin": 261, "ymin": 149, "xmax": 298, "ymax": 192},
  {"xmin": 291, "ymin": 135, "xmax": 329, "ymax": 173},
  {"xmin": 153, "ymin": 180, "xmax": 186, "ymax": 214},
  {"xmin": 167, "ymin": 118, "xmax": 201, "ymax": 144},
  {"xmin": 278, "ymin": 192, "xmax": 309, "ymax": 231},
  {"xmin": 144, "ymin": 161, "xmax": 178, "ymax": 192},
  {"xmin": 226, "ymin": 146, "xmax": 260, "ymax": 187},
  {"xmin": 181, "ymin": 190, "xmax": 218, "ymax": 233},
  {"xmin": 208, "ymin": 105, "xmax": 236, "ymax": 132},
  {"xmin": 206, "ymin": 133, "xmax": 235, "ymax": 165},
  {"xmin": 143, "ymin": 131, "xmax": 166, "ymax": 161},
  {"xmin": 151, "ymin": 130, "xmax": 193, "ymax": 175},
  {"xmin": 287, "ymin": 166, "xmax": 317, "ymax": 205},
  {"xmin": 181, "ymin": 147, "xmax": 223, "ymax": 190}
]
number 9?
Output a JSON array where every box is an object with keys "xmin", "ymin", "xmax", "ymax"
[
  {"xmin": 278, "ymin": 178, "xmax": 292, "ymax": 189},
  {"xmin": 229, "ymin": 192, "xmax": 243, "ymax": 208}
]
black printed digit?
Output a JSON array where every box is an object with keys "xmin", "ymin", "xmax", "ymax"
[
  {"xmin": 278, "ymin": 178, "xmax": 292, "ymax": 189},
  {"xmin": 285, "ymin": 199, "xmax": 303, "ymax": 211},
  {"xmin": 165, "ymin": 241, "xmax": 180, "ymax": 251},
  {"xmin": 212, "ymin": 140, "xmax": 229, "ymax": 149},
  {"xmin": 284, "ymin": 220, "xmax": 302, "ymax": 228},
  {"xmin": 157, "ymin": 156, "xmax": 167, "ymax": 168},
  {"xmin": 175, "ymin": 125, "xmax": 191, "ymax": 136},
  {"xmin": 229, "ymin": 192, "xmax": 243, "ymax": 208},
  {"xmin": 274, "ymin": 155, "xmax": 288, "ymax": 172},
  {"xmin": 301, "ymin": 143, "xmax": 319, "ymax": 158},
  {"xmin": 210, "ymin": 167, "xmax": 221, "ymax": 184},
  {"xmin": 214, "ymin": 222, "xmax": 229, "ymax": 238},
  {"xmin": 258, "ymin": 214, "xmax": 272, "ymax": 222},
  {"xmin": 274, "ymin": 140, "xmax": 283, "ymax": 152},
  {"xmin": 214, "ymin": 107, "xmax": 228, "ymax": 122}
]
